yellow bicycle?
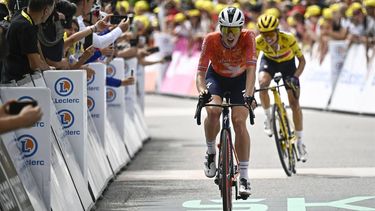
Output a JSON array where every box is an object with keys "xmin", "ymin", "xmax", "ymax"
[{"xmin": 256, "ymin": 74, "xmax": 301, "ymax": 176}]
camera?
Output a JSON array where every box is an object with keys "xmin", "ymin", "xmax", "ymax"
[
  {"xmin": 110, "ymin": 15, "xmax": 127, "ymax": 25},
  {"xmin": 55, "ymin": 0, "xmax": 77, "ymax": 29},
  {"xmin": 6, "ymin": 100, "xmax": 38, "ymax": 115}
]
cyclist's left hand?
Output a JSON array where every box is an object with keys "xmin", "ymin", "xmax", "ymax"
[
  {"xmin": 244, "ymin": 95, "xmax": 257, "ymax": 109},
  {"xmin": 286, "ymin": 76, "xmax": 300, "ymax": 98},
  {"xmin": 288, "ymin": 76, "xmax": 300, "ymax": 88}
]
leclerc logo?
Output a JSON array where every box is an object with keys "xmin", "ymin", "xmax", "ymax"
[
  {"xmin": 18, "ymin": 96, "xmax": 35, "ymax": 102},
  {"xmin": 87, "ymin": 73, "xmax": 95, "ymax": 85},
  {"xmin": 55, "ymin": 77, "xmax": 74, "ymax": 96},
  {"xmin": 106, "ymin": 64, "xmax": 116, "ymax": 77},
  {"xmin": 18, "ymin": 134, "xmax": 38, "ymax": 158},
  {"xmin": 87, "ymin": 96, "xmax": 95, "ymax": 111},
  {"xmin": 106, "ymin": 87, "xmax": 116, "ymax": 102},
  {"xmin": 57, "ymin": 109, "xmax": 75, "ymax": 129}
]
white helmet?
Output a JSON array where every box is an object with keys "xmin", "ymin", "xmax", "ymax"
[{"xmin": 218, "ymin": 7, "xmax": 245, "ymax": 27}]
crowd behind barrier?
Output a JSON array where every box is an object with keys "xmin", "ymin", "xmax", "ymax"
[
  {"xmin": 145, "ymin": 36, "xmax": 375, "ymax": 115},
  {"xmin": 0, "ymin": 56, "xmax": 150, "ymax": 211}
]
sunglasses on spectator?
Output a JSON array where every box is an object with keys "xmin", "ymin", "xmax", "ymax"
[{"xmin": 221, "ymin": 26, "xmax": 241, "ymax": 35}]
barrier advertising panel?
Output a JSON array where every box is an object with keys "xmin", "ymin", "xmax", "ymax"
[
  {"xmin": 359, "ymin": 58, "xmax": 375, "ymax": 114},
  {"xmin": 329, "ymin": 44, "xmax": 369, "ymax": 112},
  {"xmin": 124, "ymin": 58, "xmax": 143, "ymax": 156},
  {"xmin": 0, "ymin": 87, "xmax": 51, "ymax": 210},
  {"xmin": 107, "ymin": 59, "xmax": 125, "ymax": 137},
  {"xmin": 0, "ymin": 160, "xmax": 20, "ymax": 211},
  {"xmin": 88, "ymin": 62, "xmax": 124, "ymax": 182},
  {"xmin": 31, "ymin": 72, "xmax": 94, "ymax": 210},
  {"xmin": 87, "ymin": 63, "xmax": 106, "ymax": 145},
  {"xmin": 44, "ymin": 70, "xmax": 87, "ymax": 178}
]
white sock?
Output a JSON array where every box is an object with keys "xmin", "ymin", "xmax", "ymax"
[
  {"xmin": 295, "ymin": 130, "xmax": 303, "ymax": 145},
  {"xmin": 206, "ymin": 140, "xmax": 216, "ymax": 155},
  {"xmin": 239, "ymin": 161, "xmax": 249, "ymax": 180},
  {"xmin": 264, "ymin": 107, "xmax": 271, "ymax": 120}
]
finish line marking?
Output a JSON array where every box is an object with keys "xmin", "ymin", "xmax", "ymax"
[{"xmin": 118, "ymin": 167, "xmax": 375, "ymax": 181}]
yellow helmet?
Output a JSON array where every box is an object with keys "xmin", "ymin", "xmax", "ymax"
[
  {"xmin": 257, "ymin": 14, "xmax": 279, "ymax": 32},
  {"xmin": 365, "ymin": 0, "xmax": 375, "ymax": 7},
  {"xmin": 304, "ymin": 5, "xmax": 321, "ymax": 18},
  {"xmin": 322, "ymin": 8, "xmax": 332, "ymax": 20},
  {"xmin": 265, "ymin": 7, "xmax": 280, "ymax": 18}
]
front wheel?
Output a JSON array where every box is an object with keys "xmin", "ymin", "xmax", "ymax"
[
  {"xmin": 220, "ymin": 129, "xmax": 233, "ymax": 211},
  {"xmin": 272, "ymin": 104, "xmax": 295, "ymax": 176}
]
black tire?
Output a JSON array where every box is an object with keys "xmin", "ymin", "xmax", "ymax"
[
  {"xmin": 272, "ymin": 104, "xmax": 294, "ymax": 176},
  {"xmin": 220, "ymin": 129, "xmax": 233, "ymax": 211}
]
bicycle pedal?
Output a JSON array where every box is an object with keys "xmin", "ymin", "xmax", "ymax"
[
  {"xmin": 239, "ymin": 194, "xmax": 250, "ymax": 200},
  {"xmin": 214, "ymin": 177, "xmax": 219, "ymax": 185}
]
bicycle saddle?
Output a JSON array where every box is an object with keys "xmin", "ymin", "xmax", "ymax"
[{"xmin": 274, "ymin": 74, "xmax": 283, "ymax": 84}]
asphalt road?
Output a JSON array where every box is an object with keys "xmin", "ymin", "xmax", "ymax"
[{"xmin": 94, "ymin": 94, "xmax": 375, "ymax": 211}]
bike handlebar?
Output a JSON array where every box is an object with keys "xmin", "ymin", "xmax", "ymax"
[{"xmin": 194, "ymin": 99, "xmax": 255, "ymax": 126}]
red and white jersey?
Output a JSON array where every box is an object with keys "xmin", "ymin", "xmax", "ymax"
[{"xmin": 197, "ymin": 29, "xmax": 257, "ymax": 78}]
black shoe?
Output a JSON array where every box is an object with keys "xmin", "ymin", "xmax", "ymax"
[{"xmin": 239, "ymin": 178, "xmax": 251, "ymax": 196}]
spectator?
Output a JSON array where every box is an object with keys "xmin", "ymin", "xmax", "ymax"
[
  {"xmin": 365, "ymin": 0, "xmax": 375, "ymax": 20},
  {"xmin": 346, "ymin": 2, "xmax": 375, "ymax": 45},
  {"xmin": 0, "ymin": 100, "xmax": 42, "ymax": 134},
  {"xmin": 1, "ymin": 0, "xmax": 55, "ymax": 83}
]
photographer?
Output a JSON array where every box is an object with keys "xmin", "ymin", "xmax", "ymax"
[
  {"xmin": 39, "ymin": 0, "xmax": 77, "ymax": 69},
  {"xmin": 1, "ymin": 0, "xmax": 55, "ymax": 83}
]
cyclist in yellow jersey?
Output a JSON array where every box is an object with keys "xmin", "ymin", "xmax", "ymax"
[{"xmin": 256, "ymin": 14, "xmax": 307, "ymax": 162}]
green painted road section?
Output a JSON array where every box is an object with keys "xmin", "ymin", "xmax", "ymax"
[{"xmin": 183, "ymin": 196, "xmax": 375, "ymax": 211}]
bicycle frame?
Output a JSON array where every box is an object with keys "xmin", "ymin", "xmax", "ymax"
[
  {"xmin": 270, "ymin": 86, "xmax": 291, "ymax": 142},
  {"xmin": 194, "ymin": 94, "xmax": 253, "ymax": 210},
  {"xmin": 256, "ymin": 76, "xmax": 299, "ymax": 176}
]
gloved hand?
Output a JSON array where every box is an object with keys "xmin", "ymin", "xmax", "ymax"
[
  {"xmin": 286, "ymin": 76, "xmax": 300, "ymax": 98},
  {"xmin": 244, "ymin": 95, "xmax": 257, "ymax": 109},
  {"xmin": 199, "ymin": 90, "xmax": 212, "ymax": 104},
  {"xmin": 287, "ymin": 76, "xmax": 300, "ymax": 89}
]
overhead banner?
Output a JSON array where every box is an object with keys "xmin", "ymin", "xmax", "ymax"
[
  {"xmin": 44, "ymin": 70, "xmax": 88, "ymax": 178},
  {"xmin": 0, "ymin": 87, "xmax": 51, "ymax": 210}
]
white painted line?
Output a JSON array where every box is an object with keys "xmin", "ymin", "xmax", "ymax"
[{"xmin": 118, "ymin": 167, "xmax": 375, "ymax": 181}]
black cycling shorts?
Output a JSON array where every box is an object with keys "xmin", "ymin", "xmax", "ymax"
[
  {"xmin": 205, "ymin": 65, "xmax": 246, "ymax": 104},
  {"xmin": 258, "ymin": 56, "xmax": 297, "ymax": 89}
]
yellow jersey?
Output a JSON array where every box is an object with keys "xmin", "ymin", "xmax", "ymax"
[{"xmin": 256, "ymin": 31, "xmax": 303, "ymax": 63}]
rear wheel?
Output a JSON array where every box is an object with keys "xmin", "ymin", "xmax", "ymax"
[
  {"xmin": 220, "ymin": 129, "xmax": 233, "ymax": 211},
  {"xmin": 272, "ymin": 104, "xmax": 295, "ymax": 176}
]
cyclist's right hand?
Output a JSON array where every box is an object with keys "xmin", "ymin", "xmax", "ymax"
[{"xmin": 199, "ymin": 90, "xmax": 212, "ymax": 104}]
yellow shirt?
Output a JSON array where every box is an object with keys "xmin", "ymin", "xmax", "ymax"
[{"xmin": 256, "ymin": 31, "xmax": 303, "ymax": 63}]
